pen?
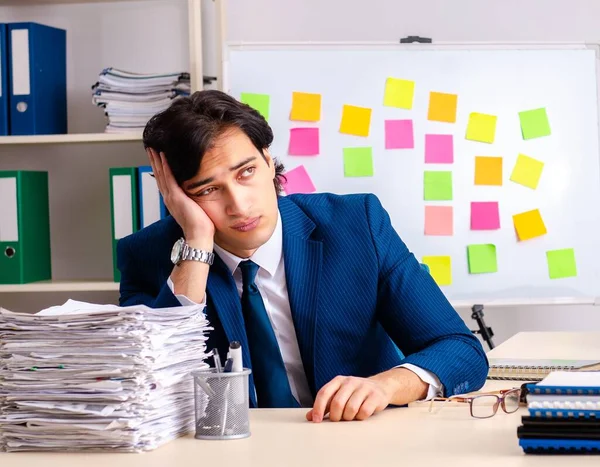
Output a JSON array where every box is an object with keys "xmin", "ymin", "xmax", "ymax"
[
  {"xmin": 228, "ymin": 341, "xmax": 244, "ymax": 406},
  {"xmin": 212, "ymin": 348, "xmax": 222, "ymax": 373},
  {"xmin": 223, "ymin": 358, "xmax": 233, "ymax": 373},
  {"xmin": 229, "ymin": 341, "xmax": 242, "ymax": 372}
]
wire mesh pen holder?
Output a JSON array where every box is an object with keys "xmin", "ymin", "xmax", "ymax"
[{"xmin": 192, "ymin": 368, "xmax": 252, "ymax": 440}]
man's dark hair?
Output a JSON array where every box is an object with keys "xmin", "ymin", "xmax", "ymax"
[{"xmin": 143, "ymin": 90, "xmax": 285, "ymax": 194}]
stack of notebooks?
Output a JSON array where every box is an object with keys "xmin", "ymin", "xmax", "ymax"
[
  {"xmin": 518, "ymin": 371, "xmax": 600, "ymax": 454},
  {"xmin": 92, "ymin": 68, "xmax": 191, "ymax": 133},
  {"xmin": 488, "ymin": 359, "xmax": 600, "ymax": 382},
  {"xmin": 0, "ymin": 300, "xmax": 212, "ymax": 452}
]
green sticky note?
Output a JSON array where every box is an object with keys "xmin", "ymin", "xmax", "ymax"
[
  {"xmin": 467, "ymin": 244, "xmax": 498, "ymax": 274},
  {"xmin": 546, "ymin": 248, "xmax": 577, "ymax": 279},
  {"xmin": 240, "ymin": 92, "xmax": 270, "ymax": 120},
  {"xmin": 424, "ymin": 171, "xmax": 452, "ymax": 201},
  {"xmin": 343, "ymin": 147, "xmax": 373, "ymax": 177},
  {"xmin": 519, "ymin": 108, "xmax": 551, "ymax": 140}
]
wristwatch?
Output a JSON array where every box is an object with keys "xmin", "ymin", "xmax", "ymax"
[{"xmin": 170, "ymin": 237, "xmax": 215, "ymax": 266}]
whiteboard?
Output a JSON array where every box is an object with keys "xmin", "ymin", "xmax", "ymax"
[{"xmin": 223, "ymin": 43, "xmax": 600, "ymax": 306}]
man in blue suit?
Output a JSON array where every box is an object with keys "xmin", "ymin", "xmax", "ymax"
[{"xmin": 118, "ymin": 90, "xmax": 488, "ymax": 423}]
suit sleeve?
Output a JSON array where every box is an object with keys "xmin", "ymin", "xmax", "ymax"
[
  {"xmin": 116, "ymin": 236, "xmax": 181, "ymax": 309},
  {"xmin": 365, "ymin": 194, "xmax": 489, "ymax": 396}
]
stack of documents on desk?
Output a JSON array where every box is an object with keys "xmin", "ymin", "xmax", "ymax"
[
  {"xmin": 518, "ymin": 372, "xmax": 600, "ymax": 454},
  {"xmin": 92, "ymin": 68, "xmax": 191, "ymax": 133},
  {"xmin": 0, "ymin": 300, "xmax": 212, "ymax": 452}
]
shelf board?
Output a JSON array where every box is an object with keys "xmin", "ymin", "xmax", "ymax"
[
  {"xmin": 0, "ymin": 280, "xmax": 119, "ymax": 293},
  {"xmin": 2, "ymin": 0, "xmax": 148, "ymax": 5},
  {"xmin": 0, "ymin": 132, "xmax": 143, "ymax": 145}
]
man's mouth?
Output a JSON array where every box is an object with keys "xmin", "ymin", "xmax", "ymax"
[{"xmin": 231, "ymin": 217, "xmax": 260, "ymax": 232}]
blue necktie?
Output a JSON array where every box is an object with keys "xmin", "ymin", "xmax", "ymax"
[{"xmin": 239, "ymin": 260, "xmax": 299, "ymax": 408}]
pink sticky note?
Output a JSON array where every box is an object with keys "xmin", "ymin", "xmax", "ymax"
[
  {"xmin": 471, "ymin": 202, "xmax": 500, "ymax": 230},
  {"xmin": 425, "ymin": 134, "xmax": 453, "ymax": 164},
  {"xmin": 282, "ymin": 165, "xmax": 316, "ymax": 195},
  {"xmin": 288, "ymin": 128, "xmax": 319, "ymax": 156},
  {"xmin": 425, "ymin": 205, "xmax": 453, "ymax": 236},
  {"xmin": 385, "ymin": 119, "xmax": 414, "ymax": 149}
]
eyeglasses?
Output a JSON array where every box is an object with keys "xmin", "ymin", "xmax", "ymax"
[{"xmin": 428, "ymin": 388, "xmax": 522, "ymax": 419}]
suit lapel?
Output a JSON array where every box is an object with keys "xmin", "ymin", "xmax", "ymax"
[
  {"xmin": 279, "ymin": 197, "xmax": 322, "ymax": 397},
  {"xmin": 206, "ymin": 255, "xmax": 257, "ymax": 407}
]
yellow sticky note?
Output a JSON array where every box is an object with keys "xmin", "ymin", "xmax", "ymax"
[
  {"xmin": 290, "ymin": 92, "xmax": 321, "ymax": 122},
  {"xmin": 510, "ymin": 154, "xmax": 544, "ymax": 189},
  {"xmin": 475, "ymin": 156, "xmax": 503, "ymax": 186},
  {"xmin": 340, "ymin": 104, "xmax": 372, "ymax": 137},
  {"xmin": 422, "ymin": 256, "xmax": 452, "ymax": 286},
  {"xmin": 513, "ymin": 209, "xmax": 547, "ymax": 241},
  {"xmin": 428, "ymin": 92, "xmax": 458, "ymax": 123},
  {"xmin": 384, "ymin": 78, "xmax": 415, "ymax": 109},
  {"xmin": 466, "ymin": 113, "xmax": 497, "ymax": 144}
]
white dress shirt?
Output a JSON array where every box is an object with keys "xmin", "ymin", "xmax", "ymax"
[{"xmin": 168, "ymin": 212, "xmax": 443, "ymax": 406}]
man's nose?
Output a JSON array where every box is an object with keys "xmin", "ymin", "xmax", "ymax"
[{"xmin": 225, "ymin": 187, "xmax": 249, "ymax": 216}]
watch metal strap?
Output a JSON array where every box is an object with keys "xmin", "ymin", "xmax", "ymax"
[{"xmin": 181, "ymin": 243, "xmax": 214, "ymax": 265}]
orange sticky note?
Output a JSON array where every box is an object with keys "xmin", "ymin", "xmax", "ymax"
[
  {"xmin": 475, "ymin": 156, "xmax": 503, "ymax": 186},
  {"xmin": 340, "ymin": 104, "xmax": 372, "ymax": 137},
  {"xmin": 513, "ymin": 209, "xmax": 547, "ymax": 241},
  {"xmin": 290, "ymin": 92, "xmax": 321, "ymax": 122},
  {"xmin": 428, "ymin": 92, "xmax": 458, "ymax": 123}
]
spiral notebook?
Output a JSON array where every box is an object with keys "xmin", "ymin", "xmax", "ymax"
[{"xmin": 487, "ymin": 359, "xmax": 600, "ymax": 381}]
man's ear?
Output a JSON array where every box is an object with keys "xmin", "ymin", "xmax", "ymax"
[{"xmin": 263, "ymin": 149, "xmax": 276, "ymax": 177}]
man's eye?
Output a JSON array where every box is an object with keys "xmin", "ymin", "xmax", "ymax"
[
  {"xmin": 240, "ymin": 167, "xmax": 256, "ymax": 178},
  {"xmin": 198, "ymin": 187, "xmax": 217, "ymax": 196}
]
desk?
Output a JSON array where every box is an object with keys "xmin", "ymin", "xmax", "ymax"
[
  {"xmin": 2, "ymin": 332, "xmax": 599, "ymax": 466},
  {"xmin": 487, "ymin": 332, "xmax": 600, "ymax": 360},
  {"xmin": 0, "ymin": 406, "xmax": 597, "ymax": 467}
]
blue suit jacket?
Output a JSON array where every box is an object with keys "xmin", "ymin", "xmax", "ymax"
[{"xmin": 117, "ymin": 193, "xmax": 489, "ymax": 407}]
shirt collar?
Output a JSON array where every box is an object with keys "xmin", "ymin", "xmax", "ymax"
[{"xmin": 213, "ymin": 211, "xmax": 283, "ymax": 277}]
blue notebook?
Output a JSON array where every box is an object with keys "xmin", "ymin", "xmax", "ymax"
[
  {"xmin": 7, "ymin": 22, "xmax": 66, "ymax": 135},
  {"xmin": 0, "ymin": 23, "xmax": 8, "ymax": 135},
  {"xmin": 527, "ymin": 371, "xmax": 600, "ymax": 396},
  {"xmin": 520, "ymin": 438, "xmax": 600, "ymax": 454},
  {"xmin": 528, "ymin": 408, "xmax": 600, "ymax": 419}
]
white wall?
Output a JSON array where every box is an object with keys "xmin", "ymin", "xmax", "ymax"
[
  {"xmin": 226, "ymin": 0, "xmax": 600, "ymax": 42},
  {"xmin": 225, "ymin": 0, "xmax": 600, "ymax": 348}
]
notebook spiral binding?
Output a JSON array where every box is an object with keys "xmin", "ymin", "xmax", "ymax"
[{"xmin": 487, "ymin": 364, "xmax": 576, "ymax": 381}]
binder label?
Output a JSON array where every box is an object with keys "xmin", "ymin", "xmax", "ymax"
[
  {"xmin": 0, "ymin": 177, "xmax": 19, "ymax": 242},
  {"xmin": 141, "ymin": 172, "xmax": 161, "ymax": 228},
  {"xmin": 112, "ymin": 175, "xmax": 134, "ymax": 239},
  {"xmin": 10, "ymin": 29, "xmax": 31, "ymax": 96}
]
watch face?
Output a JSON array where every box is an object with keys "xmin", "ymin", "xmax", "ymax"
[{"xmin": 171, "ymin": 239, "xmax": 183, "ymax": 264}]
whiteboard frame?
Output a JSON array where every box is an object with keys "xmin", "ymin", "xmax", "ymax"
[{"xmin": 222, "ymin": 41, "xmax": 600, "ymax": 308}]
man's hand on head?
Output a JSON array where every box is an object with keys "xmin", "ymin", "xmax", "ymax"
[
  {"xmin": 305, "ymin": 368, "xmax": 428, "ymax": 423},
  {"xmin": 147, "ymin": 147, "xmax": 215, "ymax": 245}
]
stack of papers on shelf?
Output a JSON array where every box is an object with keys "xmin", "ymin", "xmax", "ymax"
[
  {"xmin": 0, "ymin": 300, "xmax": 212, "ymax": 452},
  {"xmin": 92, "ymin": 68, "xmax": 191, "ymax": 133}
]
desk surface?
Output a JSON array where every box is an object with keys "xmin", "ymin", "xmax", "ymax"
[
  {"xmin": 2, "ymin": 332, "xmax": 599, "ymax": 465},
  {"xmin": 1, "ymin": 405, "xmax": 597, "ymax": 467},
  {"xmin": 487, "ymin": 331, "xmax": 600, "ymax": 360}
]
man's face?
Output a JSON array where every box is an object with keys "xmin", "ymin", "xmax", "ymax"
[{"xmin": 183, "ymin": 127, "xmax": 279, "ymax": 258}]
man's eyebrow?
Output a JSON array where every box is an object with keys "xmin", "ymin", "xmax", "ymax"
[{"xmin": 185, "ymin": 156, "xmax": 258, "ymax": 191}]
